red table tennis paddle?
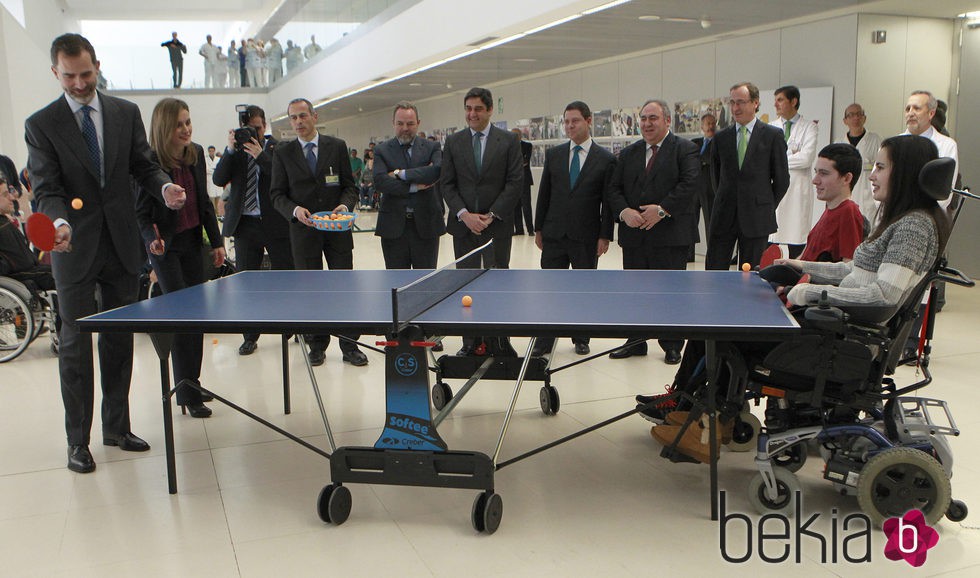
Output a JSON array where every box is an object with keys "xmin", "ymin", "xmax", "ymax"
[
  {"xmin": 759, "ymin": 244, "xmax": 782, "ymax": 269},
  {"xmin": 25, "ymin": 213, "xmax": 56, "ymax": 252}
]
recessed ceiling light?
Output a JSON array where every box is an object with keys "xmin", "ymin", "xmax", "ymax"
[
  {"xmin": 514, "ymin": 58, "xmax": 537, "ymax": 62},
  {"xmin": 409, "ymin": 82, "xmax": 422, "ymax": 86},
  {"xmin": 638, "ymin": 15, "xmax": 661, "ymax": 21}
]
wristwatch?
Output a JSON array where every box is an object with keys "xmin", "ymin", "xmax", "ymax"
[{"xmin": 657, "ymin": 208, "xmax": 668, "ymax": 219}]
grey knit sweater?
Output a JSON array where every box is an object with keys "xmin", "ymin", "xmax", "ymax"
[{"xmin": 786, "ymin": 210, "xmax": 939, "ymax": 308}]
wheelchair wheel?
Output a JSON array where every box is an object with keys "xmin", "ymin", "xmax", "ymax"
[
  {"xmin": 727, "ymin": 411, "xmax": 761, "ymax": 452},
  {"xmin": 772, "ymin": 443, "xmax": 808, "ymax": 473},
  {"xmin": 0, "ymin": 286, "xmax": 34, "ymax": 363},
  {"xmin": 747, "ymin": 467, "xmax": 801, "ymax": 516},
  {"xmin": 856, "ymin": 447, "xmax": 951, "ymax": 527}
]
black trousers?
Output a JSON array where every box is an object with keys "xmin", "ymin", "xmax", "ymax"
[
  {"xmin": 234, "ymin": 216, "xmax": 294, "ymax": 342},
  {"xmin": 452, "ymin": 218, "xmax": 513, "ymax": 269},
  {"xmin": 290, "ymin": 227, "xmax": 359, "ymax": 354},
  {"xmin": 148, "ymin": 228, "xmax": 207, "ymax": 405},
  {"xmin": 380, "ymin": 215, "xmax": 440, "ymax": 269},
  {"xmin": 622, "ymin": 242, "xmax": 688, "ymax": 353},
  {"xmin": 705, "ymin": 230, "xmax": 768, "ymax": 271},
  {"xmin": 513, "ymin": 185, "xmax": 533, "ymax": 234},
  {"xmin": 56, "ymin": 226, "xmax": 136, "ymax": 445},
  {"xmin": 170, "ymin": 59, "xmax": 183, "ymax": 87},
  {"xmin": 536, "ymin": 236, "xmax": 598, "ymax": 350}
]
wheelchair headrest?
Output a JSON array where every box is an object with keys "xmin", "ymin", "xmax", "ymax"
[{"xmin": 919, "ymin": 157, "xmax": 954, "ymax": 201}]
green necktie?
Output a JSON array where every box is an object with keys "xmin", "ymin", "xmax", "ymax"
[
  {"xmin": 737, "ymin": 125, "xmax": 748, "ymax": 168},
  {"xmin": 783, "ymin": 120, "xmax": 792, "ymax": 142}
]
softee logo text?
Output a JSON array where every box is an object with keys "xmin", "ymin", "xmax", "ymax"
[{"xmin": 388, "ymin": 414, "xmax": 430, "ymax": 438}]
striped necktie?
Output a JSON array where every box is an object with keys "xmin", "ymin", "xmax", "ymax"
[{"xmin": 244, "ymin": 155, "xmax": 259, "ymax": 213}]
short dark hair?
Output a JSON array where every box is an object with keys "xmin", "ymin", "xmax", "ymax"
[
  {"xmin": 464, "ymin": 87, "xmax": 493, "ymax": 109},
  {"xmin": 50, "ymin": 33, "xmax": 97, "ymax": 66},
  {"xmin": 775, "ymin": 85, "xmax": 801, "ymax": 109},
  {"xmin": 564, "ymin": 101, "xmax": 592, "ymax": 120},
  {"xmin": 246, "ymin": 104, "xmax": 267, "ymax": 124},
  {"xmin": 817, "ymin": 143, "xmax": 862, "ymax": 191},
  {"xmin": 287, "ymin": 98, "xmax": 315, "ymax": 115}
]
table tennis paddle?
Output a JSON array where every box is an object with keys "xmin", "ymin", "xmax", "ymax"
[
  {"xmin": 759, "ymin": 244, "xmax": 782, "ymax": 269},
  {"xmin": 25, "ymin": 213, "xmax": 56, "ymax": 252}
]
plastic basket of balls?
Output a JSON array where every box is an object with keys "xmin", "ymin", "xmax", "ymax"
[{"xmin": 311, "ymin": 211, "xmax": 357, "ymax": 231}]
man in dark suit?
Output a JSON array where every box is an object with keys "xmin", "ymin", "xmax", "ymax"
[
  {"xmin": 689, "ymin": 112, "xmax": 717, "ymax": 261},
  {"xmin": 606, "ymin": 99, "xmax": 700, "ymax": 364},
  {"xmin": 373, "ymin": 101, "xmax": 444, "ymax": 269},
  {"xmin": 511, "ymin": 129, "xmax": 534, "ymax": 235},
  {"xmin": 705, "ymin": 82, "xmax": 790, "ymax": 270},
  {"xmin": 161, "ymin": 32, "xmax": 187, "ymax": 88},
  {"xmin": 532, "ymin": 100, "xmax": 616, "ymax": 357},
  {"xmin": 26, "ymin": 33, "xmax": 185, "ymax": 473},
  {"xmin": 269, "ymin": 98, "xmax": 367, "ymax": 367},
  {"xmin": 441, "ymin": 86, "xmax": 522, "ymax": 355},
  {"xmin": 213, "ymin": 104, "xmax": 293, "ymax": 355}
]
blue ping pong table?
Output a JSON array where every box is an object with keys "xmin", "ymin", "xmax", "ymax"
[{"xmin": 80, "ymin": 267, "xmax": 798, "ymax": 533}]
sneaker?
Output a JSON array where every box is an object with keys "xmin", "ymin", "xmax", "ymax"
[{"xmin": 635, "ymin": 384, "xmax": 677, "ymax": 424}]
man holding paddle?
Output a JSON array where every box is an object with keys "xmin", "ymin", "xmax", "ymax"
[{"xmin": 25, "ymin": 33, "xmax": 184, "ymax": 474}]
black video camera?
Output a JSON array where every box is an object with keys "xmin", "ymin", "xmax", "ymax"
[{"xmin": 234, "ymin": 104, "xmax": 259, "ymax": 150}]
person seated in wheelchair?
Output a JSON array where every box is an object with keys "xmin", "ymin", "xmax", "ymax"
[
  {"xmin": 0, "ymin": 176, "xmax": 55, "ymax": 292},
  {"xmin": 638, "ymin": 135, "xmax": 951, "ymax": 464}
]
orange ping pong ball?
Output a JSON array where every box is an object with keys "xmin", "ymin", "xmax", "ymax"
[
  {"xmin": 462, "ymin": 295, "xmax": 473, "ymax": 307},
  {"xmin": 741, "ymin": 263, "xmax": 751, "ymax": 272},
  {"xmin": 71, "ymin": 198, "xmax": 83, "ymax": 210}
]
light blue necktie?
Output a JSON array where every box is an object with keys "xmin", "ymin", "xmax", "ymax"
[
  {"xmin": 700, "ymin": 138, "xmax": 711, "ymax": 156},
  {"xmin": 569, "ymin": 145, "xmax": 582, "ymax": 188},
  {"xmin": 80, "ymin": 105, "xmax": 102, "ymax": 183}
]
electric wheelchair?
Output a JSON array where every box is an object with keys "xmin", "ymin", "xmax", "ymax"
[{"xmin": 0, "ymin": 274, "xmax": 58, "ymax": 363}]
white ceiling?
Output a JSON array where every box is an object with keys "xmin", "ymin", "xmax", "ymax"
[{"xmin": 63, "ymin": 0, "xmax": 980, "ymax": 120}]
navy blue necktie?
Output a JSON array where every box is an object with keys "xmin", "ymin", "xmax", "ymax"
[
  {"xmin": 80, "ymin": 105, "xmax": 102, "ymax": 183},
  {"xmin": 700, "ymin": 137, "xmax": 711, "ymax": 156},
  {"xmin": 305, "ymin": 142, "xmax": 316, "ymax": 174}
]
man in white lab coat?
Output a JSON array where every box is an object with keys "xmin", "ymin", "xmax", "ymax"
[
  {"xmin": 768, "ymin": 85, "xmax": 818, "ymax": 258},
  {"xmin": 834, "ymin": 103, "xmax": 880, "ymax": 221}
]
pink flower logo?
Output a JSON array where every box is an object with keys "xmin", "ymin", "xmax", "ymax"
[{"xmin": 883, "ymin": 509, "xmax": 939, "ymax": 567}]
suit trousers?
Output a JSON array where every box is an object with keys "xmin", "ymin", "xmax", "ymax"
[
  {"xmin": 149, "ymin": 227, "xmax": 207, "ymax": 405},
  {"xmin": 452, "ymin": 219, "xmax": 512, "ymax": 270},
  {"xmin": 57, "ymin": 225, "xmax": 137, "ymax": 445},
  {"xmin": 622, "ymin": 242, "xmax": 688, "ymax": 353},
  {"xmin": 513, "ymin": 184, "xmax": 533, "ymax": 234},
  {"xmin": 234, "ymin": 216, "xmax": 294, "ymax": 342},
  {"xmin": 380, "ymin": 215, "xmax": 440, "ymax": 269},
  {"xmin": 705, "ymin": 231, "xmax": 768, "ymax": 271},
  {"xmin": 290, "ymin": 226, "xmax": 360, "ymax": 354},
  {"xmin": 536, "ymin": 236, "xmax": 596, "ymax": 351}
]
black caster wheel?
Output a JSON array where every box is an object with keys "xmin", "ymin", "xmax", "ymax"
[
  {"xmin": 432, "ymin": 381, "xmax": 453, "ymax": 411},
  {"xmin": 539, "ymin": 385, "xmax": 560, "ymax": 415},
  {"xmin": 471, "ymin": 491, "xmax": 503, "ymax": 534},
  {"xmin": 947, "ymin": 499, "xmax": 968, "ymax": 522},
  {"xmin": 317, "ymin": 483, "xmax": 352, "ymax": 525}
]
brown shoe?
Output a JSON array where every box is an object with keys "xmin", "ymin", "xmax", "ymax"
[
  {"xmin": 651, "ymin": 415, "xmax": 724, "ymax": 463},
  {"xmin": 664, "ymin": 411, "xmax": 734, "ymax": 444}
]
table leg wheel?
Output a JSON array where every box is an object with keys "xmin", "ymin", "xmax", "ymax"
[
  {"xmin": 317, "ymin": 483, "xmax": 352, "ymax": 525},
  {"xmin": 471, "ymin": 491, "xmax": 503, "ymax": 534},
  {"xmin": 432, "ymin": 381, "xmax": 453, "ymax": 411},
  {"xmin": 539, "ymin": 385, "xmax": 560, "ymax": 416}
]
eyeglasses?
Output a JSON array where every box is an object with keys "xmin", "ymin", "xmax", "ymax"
[{"xmin": 844, "ymin": 111, "xmax": 865, "ymax": 118}]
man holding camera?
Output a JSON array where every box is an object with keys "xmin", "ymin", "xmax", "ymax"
[{"xmin": 213, "ymin": 105, "xmax": 293, "ymax": 356}]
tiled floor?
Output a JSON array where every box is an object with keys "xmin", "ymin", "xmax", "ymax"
[{"xmin": 3, "ymin": 234, "xmax": 979, "ymax": 577}]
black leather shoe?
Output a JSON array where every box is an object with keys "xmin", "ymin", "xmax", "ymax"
[
  {"xmin": 456, "ymin": 345, "xmax": 474, "ymax": 356},
  {"xmin": 103, "ymin": 432, "xmax": 150, "ymax": 452},
  {"xmin": 200, "ymin": 392, "xmax": 214, "ymax": 402},
  {"xmin": 182, "ymin": 402, "xmax": 213, "ymax": 418},
  {"xmin": 309, "ymin": 350, "xmax": 326, "ymax": 366},
  {"xmin": 68, "ymin": 445, "xmax": 96, "ymax": 473},
  {"xmin": 609, "ymin": 341, "xmax": 647, "ymax": 359},
  {"xmin": 664, "ymin": 349, "xmax": 682, "ymax": 365},
  {"xmin": 239, "ymin": 340, "xmax": 257, "ymax": 355},
  {"xmin": 342, "ymin": 349, "xmax": 369, "ymax": 366},
  {"xmin": 574, "ymin": 342, "xmax": 591, "ymax": 355}
]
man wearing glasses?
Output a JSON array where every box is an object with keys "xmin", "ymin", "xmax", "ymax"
[
  {"xmin": 705, "ymin": 81, "xmax": 789, "ymax": 270},
  {"xmin": 835, "ymin": 103, "xmax": 880, "ymax": 220}
]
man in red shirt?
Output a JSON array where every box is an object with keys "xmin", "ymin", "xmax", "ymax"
[{"xmin": 799, "ymin": 143, "xmax": 866, "ymax": 263}]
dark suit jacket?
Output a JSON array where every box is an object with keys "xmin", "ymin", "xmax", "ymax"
[
  {"xmin": 135, "ymin": 144, "xmax": 222, "ymax": 254},
  {"xmin": 709, "ymin": 120, "xmax": 790, "ymax": 238},
  {"xmin": 373, "ymin": 136, "xmax": 445, "ymax": 240},
  {"xmin": 534, "ymin": 141, "xmax": 615, "ymax": 244},
  {"xmin": 269, "ymin": 134, "xmax": 359, "ymax": 251},
  {"xmin": 607, "ymin": 134, "xmax": 700, "ymax": 248},
  {"xmin": 440, "ymin": 125, "xmax": 523, "ymax": 236},
  {"xmin": 25, "ymin": 92, "xmax": 170, "ymax": 284},
  {"xmin": 520, "ymin": 140, "xmax": 533, "ymax": 187},
  {"xmin": 213, "ymin": 136, "xmax": 289, "ymax": 240}
]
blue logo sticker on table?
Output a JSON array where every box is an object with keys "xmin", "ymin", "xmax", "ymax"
[{"xmin": 395, "ymin": 353, "xmax": 418, "ymax": 376}]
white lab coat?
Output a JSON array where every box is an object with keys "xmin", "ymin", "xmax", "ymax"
[
  {"xmin": 834, "ymin": 130, "xmax": 881, "ymax": 222},
  {"xmin": 769, "ymin": 114, "xmax": 818, "ymax": 245}
]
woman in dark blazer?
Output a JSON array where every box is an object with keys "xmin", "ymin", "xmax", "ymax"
[{"xmin": 136, "ymin": 97, "xmax": 225, "ymax": 417}]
